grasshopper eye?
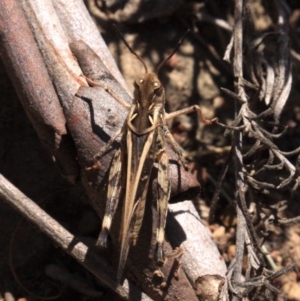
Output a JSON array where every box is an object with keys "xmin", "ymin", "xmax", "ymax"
[
  {"xmin": 134, "ymin": 78, "xmax": 144, "ymax": 88},
  {"xmin": 153, "ymin": 82, "xmax": 163, "ymax": 97},
  {"xmin": 153, "ymin": 85, "xmax": 163, "ymax": 98}
]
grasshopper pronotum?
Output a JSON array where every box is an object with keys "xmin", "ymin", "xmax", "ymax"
[{"xmin": 93, "ymin": 31, "xmax": 217, "ymax": 282}]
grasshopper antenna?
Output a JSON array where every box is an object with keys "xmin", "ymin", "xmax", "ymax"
[
  {"xmin": 156, "ymin": 29, "xmax": 190, "ymax": 75},
  {"xmin": 113, "ymin": 24, "xmax": 148, "ymax": 74}
]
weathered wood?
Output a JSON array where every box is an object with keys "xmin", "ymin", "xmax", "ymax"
[{"xmin": 0, "ymin": 174, "xmax": 153, "ymax": 301}]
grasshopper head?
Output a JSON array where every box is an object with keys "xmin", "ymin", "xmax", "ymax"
[
  {"xmin": 116, "ymin": 27, "xmax": 188, "ymax": 109},
  {"xmin": 133, "ymin": 73, "xmax": 164, "ymax": 107}
]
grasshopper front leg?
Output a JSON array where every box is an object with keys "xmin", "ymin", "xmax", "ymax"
[
  {"xmin": 93, "ymin": 127, "xmax": 124, "ymax": 162},
  {"xmin": 163, "ymin": 125, "xmax": 189, "ymax": 171},
  {"xmin": 165, "ymin": 105, "xmax": 218, "ymax": 125},
  {"xmin": 86, "ymin": 127, "xmax": 124, "ymax": 172},
  {"xmin": 164, "ymin": 105, "xmax": 217, "ymax": 170}
]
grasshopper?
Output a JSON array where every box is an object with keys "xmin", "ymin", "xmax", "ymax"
[{"xmin": 93, "ymin": 32, "xmax": 217, "ymax": 281}]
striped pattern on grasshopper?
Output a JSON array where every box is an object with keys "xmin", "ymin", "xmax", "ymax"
[{"xmin": 94, "ymin": 33, "xmax": 217, "ymax": 282}]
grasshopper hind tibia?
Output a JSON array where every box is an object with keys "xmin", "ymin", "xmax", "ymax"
[
  {"xmin": 155, "ymin": 243, "xmax": 165, "ymax": 265},
  {"xmin": 96, "ymin": 227, "xmax": 109, "ymax": 247}
]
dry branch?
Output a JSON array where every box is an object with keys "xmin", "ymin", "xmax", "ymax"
[
  {"xmin": 0, "ymin": 0, "xmax": 79, "ymax": 182},
  {"xmin": 0, "ymin": 174, "xmax": 152, "ymax": 301},
  {"xmin": 216, "ymin": 0, "xmax": 298, "ymax": 299}
]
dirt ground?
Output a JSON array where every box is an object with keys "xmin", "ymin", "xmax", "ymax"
[{"xmin": 1, "ymin": 0, "xmax": 300, "ymax": 300}]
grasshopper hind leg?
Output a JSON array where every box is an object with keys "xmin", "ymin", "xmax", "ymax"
[
  {"xmin": 97, "ymin": 227, "xmax": 109, "ymax": 247},
  {"xmin": 155, "ymin": 136, "xmax": 171, "ymax": 264},
  {"xmin": 96, "ymin": 148, "xmax": 123, "ymax": 248}
]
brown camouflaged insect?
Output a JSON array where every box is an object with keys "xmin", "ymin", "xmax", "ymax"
[{"xmin": 94, "ymin": 31, "xmax": 217, "ymax": 282}]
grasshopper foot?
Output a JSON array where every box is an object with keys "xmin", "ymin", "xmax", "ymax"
[
  {"xmin": 182, "ymin": 159, "xmax": 189, "ymax": 171},
  {"xmin": 86, "ymin": 160, "xmax": 101, "ymax": 171},
  {"xmin": 153, "ymin": 269, "xmax": 166, "ymax": 288},
  {"xmin": 166, "ymin": 247, "xmax": 184, "ymax": 280}
]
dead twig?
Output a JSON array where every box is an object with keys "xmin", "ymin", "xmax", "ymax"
[
  {"xmin": 215, "ymin": 0, "xmax": 298, "ymax": 299},
  {"xmin": 0, "ymin": 173, "xmax": 153, "ymax": 301}
]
